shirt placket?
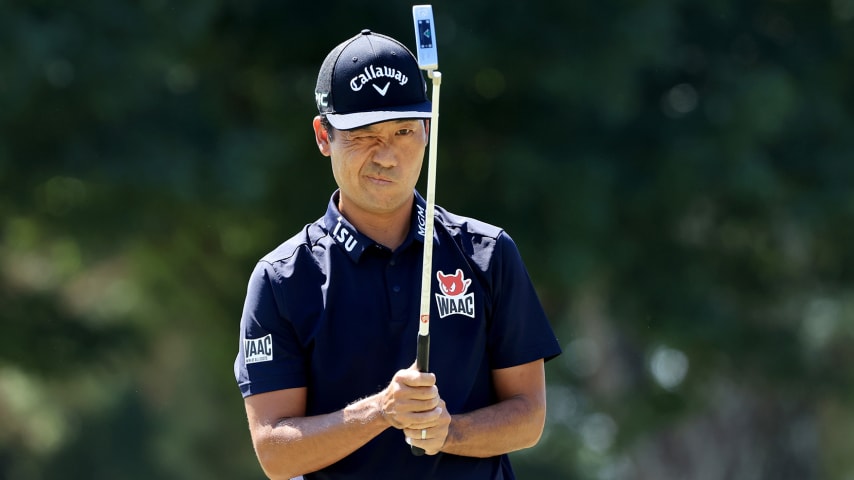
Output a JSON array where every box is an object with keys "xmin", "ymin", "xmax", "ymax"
[{"xmin": 386, "ymin": 252, "xmax": 412, "ymax": 324}]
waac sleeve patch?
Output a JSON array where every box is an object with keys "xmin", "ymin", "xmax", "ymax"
[{"xmin": 244, "ymin": 334, "xmax": 274, "ymax": 365}]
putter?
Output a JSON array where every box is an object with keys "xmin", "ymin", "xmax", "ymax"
[{"xmin": 411, "ymin": 4, "xmax": 441, "ymax": 457}]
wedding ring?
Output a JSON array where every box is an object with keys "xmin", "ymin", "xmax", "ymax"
[{"xmin": 421, "ymin": 429, "xmax": 427, "ymax": 440}]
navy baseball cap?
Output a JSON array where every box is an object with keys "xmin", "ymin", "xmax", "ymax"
[{"xmin": 315, "ymin": 29, "xmax": 431, "ymax": 130}]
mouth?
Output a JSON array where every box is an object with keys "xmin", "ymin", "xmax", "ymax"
[{"xmin": 365, "ymin": 174, "xmax": 394, "ymax": 185}]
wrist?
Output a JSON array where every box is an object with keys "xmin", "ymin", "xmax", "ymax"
[
  {"xmin": 345, "ymin": 393, "xmax": 390, "ymax": 431},
  {"xmin": 376, "ymin": 393, "xmax": 392, "ymax": 428},
  {"xmin": 439, "ymin": 413, "xmax": 463, "ymax": 453},
  {"xmin": 375, "ymin": 387, "xmax": 403, "ymax": 429}
]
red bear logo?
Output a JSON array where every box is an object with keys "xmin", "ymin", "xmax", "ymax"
[{"xmin": 436, "ymin": 269, "xmax": 472, "ymax": 297}]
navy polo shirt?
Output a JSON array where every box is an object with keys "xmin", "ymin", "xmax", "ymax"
[{"xmin": 235, "ymin": 190, "xmax": 561, "ymax": 480}]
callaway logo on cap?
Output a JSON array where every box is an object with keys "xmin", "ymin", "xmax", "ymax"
[{"xmin": 315, "ymin": 29, "xmax": 431, "ymax": 130}]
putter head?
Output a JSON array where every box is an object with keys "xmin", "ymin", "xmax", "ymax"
[{"xmin": 412, "ymin": 5, "xmax": 438, "ymax": 71}]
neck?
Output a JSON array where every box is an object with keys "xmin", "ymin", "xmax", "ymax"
[{"xmin": 339, "ymin": 198, "xmax": 412, "ymax": 251}]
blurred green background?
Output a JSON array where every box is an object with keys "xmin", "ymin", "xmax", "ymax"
[{"xmin": 2, "ymin": 0, "xmax": 854, "ymax": 478}]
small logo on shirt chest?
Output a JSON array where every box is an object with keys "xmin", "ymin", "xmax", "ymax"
[{"xmin": 435, "ymin": 269, "xmax": 476, "ymax": 319}]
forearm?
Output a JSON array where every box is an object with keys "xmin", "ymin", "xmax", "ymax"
[
  {"xmin": 253, "ymin": 394, "xmax": 388, "ymax": 479},
  {"xmin": 440, "ymin": 394, "xmax": 546, "ymax": 458}
]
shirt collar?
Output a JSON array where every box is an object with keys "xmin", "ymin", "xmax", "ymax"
[
  {"xmin": 411, "ymin": 190, "xmax": 428, "ymax": 244},
  {"xmin": 322, "ymin": 190, "xmax": 429, "ymax": 262}
]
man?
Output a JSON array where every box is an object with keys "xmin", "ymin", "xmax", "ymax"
[{"xmin": 235, "ymin": 29, "xmax": 561, "ymax": 480}]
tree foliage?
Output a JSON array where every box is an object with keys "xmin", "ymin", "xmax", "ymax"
[{"xmin": 2, "ymin": 1, "xmax": 854, "ymax": 479}]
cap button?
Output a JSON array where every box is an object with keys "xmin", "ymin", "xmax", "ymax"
[{"xmin": 361, "ymin": 29, "xmax": 372, "ymax": 35}]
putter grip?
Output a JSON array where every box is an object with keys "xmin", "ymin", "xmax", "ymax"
[
  {"xmin": 415, "ymin": 332, "xmax": 430, "ymax": 373},
  {"xmin": 411, "ymin": 332, "xmax": 430, "ymax": 456}
]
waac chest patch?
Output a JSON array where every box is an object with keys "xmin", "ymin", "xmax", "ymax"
[{"xmin": 434, "ymin": 269, "xmax": 476, "ymax": 319}]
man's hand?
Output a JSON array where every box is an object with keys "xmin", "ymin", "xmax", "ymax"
[{"xmin": 379, "ymin": 365, "xmax": 451, "ymax": 455}]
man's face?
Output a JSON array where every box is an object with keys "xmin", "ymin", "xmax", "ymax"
[{"xmin": 316, "ymin": 118, "xmax": 429, "ymax": 218}]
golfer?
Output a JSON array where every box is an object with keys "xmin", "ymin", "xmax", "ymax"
[{"xmin": 234, "ymin": 29, "xmax": 562, "ymax": 480}]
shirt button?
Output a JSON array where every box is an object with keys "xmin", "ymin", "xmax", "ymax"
[
  {"xmin": 389, "ymin": 259, "xmax": 396, "ymax": 266},
  {"xmin": 392, "ymin": 285, "xmax": 401, "ymax": 293}
]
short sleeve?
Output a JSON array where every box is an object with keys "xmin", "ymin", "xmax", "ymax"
[
  {"xmin": 234, "ymin": 261, "xmax": 308, "ymax": 397},
  {"xmin": 487, "ymin": 232, "xmax": 562, "ymax": 369}
]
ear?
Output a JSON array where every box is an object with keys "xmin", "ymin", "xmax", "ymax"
[
  {"xmin": 422, "ymin": 119, "xmax": 431, "ymax": 144},
  {"xmin": 313, "ymin": 116, "xmax": 332, "ymax": 157}
]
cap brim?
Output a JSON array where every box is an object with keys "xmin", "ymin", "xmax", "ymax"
[{"xmin": 326, "ymin": 101, "xmax": 432, "ymax": 130}]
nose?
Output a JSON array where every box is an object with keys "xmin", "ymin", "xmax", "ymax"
[{"xmin": 371, "ymin": 143, "xmax": 398, "ymax": 169}]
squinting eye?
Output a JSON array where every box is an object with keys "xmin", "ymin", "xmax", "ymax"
[{"xmin": 396, "ymin": 129, "xmax": 414, "ymax": 136}]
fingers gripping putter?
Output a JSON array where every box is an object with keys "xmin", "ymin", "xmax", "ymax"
[{"xmin": 411, "ymin": 4, "xmax": 441, "ymax": 457}]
